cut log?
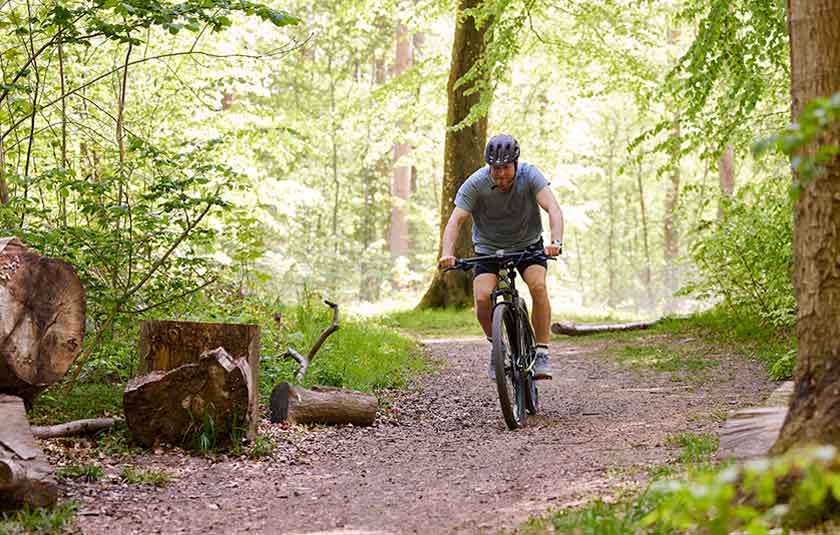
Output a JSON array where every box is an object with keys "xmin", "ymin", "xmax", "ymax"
[
  {"xmin": 718, "ymin": 381, "xmax": 794, "ymax": 461},
  {"xmin": 124, "ymin": 348, "xmax": 253, "ymax": 448},
  {"xmin": 0, "ymin": 395, "xmax": 57, "ymax": 510},
  {"xmin": 269, "ymin": 382, "xmax": 377, "ymax": 426},
  {"xmin": 137, "ymin": 319, "xmax": 259, "ymax": 439},
  {"xmin": 551, "ymin": 318, "xmax": 661, "ymax": 336},
  {"xmin": 0, "ymin": 238, "xmax": 85, "ymax": 405},
  {"xmin": 31, "ymin": 417, "xmax": 123, "ymax": 439}
]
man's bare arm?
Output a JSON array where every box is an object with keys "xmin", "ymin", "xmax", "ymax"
[
  {"xmin": 536, "ymin": 186, "xmax": 564, "ymax": 256},
  {"xmin": 438, "ymin": 207, "xmax": 471, "ymax": 269}
]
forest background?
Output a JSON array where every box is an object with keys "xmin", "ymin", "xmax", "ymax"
[{"xmin": 0, "ymin": 0, "xmax": 797, "ymax": 384}]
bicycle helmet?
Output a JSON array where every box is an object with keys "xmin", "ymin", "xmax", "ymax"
[{"xmin": 484, "ymin": 134, "xmax": 520, "ymax": 165}]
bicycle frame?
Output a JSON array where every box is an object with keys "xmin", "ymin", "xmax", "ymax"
[{"xmin": 490, "ymin": 262, "xmax": 535, "ymax": 375}]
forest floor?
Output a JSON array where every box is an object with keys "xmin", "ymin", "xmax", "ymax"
[{"xmin": 51, "ymin": 331, "xmax": 775, "ymax": 534}]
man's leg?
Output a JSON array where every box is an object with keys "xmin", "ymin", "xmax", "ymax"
[
  {"xmin": 473, "ymin": 273, "xmax": 498, "ymax": 338},
  {"xmin": 474, "ymin": 273, "xmax": 498, "ymax": 379},
  {"xmin": 522, "ymin": 265, "xmax": 550, "ymax": 343},
  {"xmin": 522, "ymin": 264, "xmax": 553, "ymax": 379}
]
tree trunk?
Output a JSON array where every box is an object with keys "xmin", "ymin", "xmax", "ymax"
[
  {"xmin": 389, "ymin": 20, "xmax": 412, "ymax": 259},
  {"xmin": 0, "ymin": 395, "xmax": 57, "ymax": 510},
  {"xmin": 417, "ymin": 0, "xmax": 490, "ymax": 309},
  {"xmin": 0, "ymin": 238, "xmax": 85, "ymax": 406},
  {"xmin": 137, "ymin": 320, "xmax": 260, "ymax": 440},
  {"xmin": 636, "ymin": 160, "xmax": 654, "ymax": 310},
  {"xmin": 717, "ymin": 144, "xmax": 735, "ymax": 218},
  {"xmin": 124, "ymin": 348, "xmax": 253, "ymax": 448},
  {"xmin": 773, "ymin": 0, "xmax": 840, "ymax": 453},
  {"xmin": 663, "ymin": 118, "xmax": 681, "ymax": 305},
  {"xmin": 269, "ymin": 382, "xmax": 377, "ymax": 426},
  {"xmin": 606, "ymin": 126, "xmax": 617, "ymax": 309}
]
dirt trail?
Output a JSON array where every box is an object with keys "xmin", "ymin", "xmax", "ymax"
[{"xmin": 62, "ymin": 336, "xmax": 775, "ymax": 535}]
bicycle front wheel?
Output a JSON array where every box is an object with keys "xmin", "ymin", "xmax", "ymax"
[{"xmin": 492, "ymin": 303, "xmax": 526, "ymax": 429}]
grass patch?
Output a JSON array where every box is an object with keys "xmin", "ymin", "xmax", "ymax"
[
  {"xmin": 55, "ymin": 464, "xmax": 104, "ymax": 482},
  {"xmin": 28, "ymin": 383, "xmax": 123, "ymax": 426},
  {"xmin": 261, "ymin": 306, "xmax": 431, "ymax": 397},
  {"xmin": 608, "ymin": 344, "xmax": 715, "ymax": 382},
  {"xmin": 664, "ymin": 432, "xmax": 719, "ymax": 464},
  {"xmin": 0, "ymin": 502, "xmax": 77, "ymax": 535},
  {"xmin": 380, "ymin": 307, "xmax": 481, "ymax": 338},
  {"xmin": 119, "ymin": 465, "xmax": 172, "ymax": 487}
]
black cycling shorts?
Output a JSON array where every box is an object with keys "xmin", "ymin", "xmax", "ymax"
[{"xmin": 473, "ymin": 239, "xmax": 547, "ymax": 279}]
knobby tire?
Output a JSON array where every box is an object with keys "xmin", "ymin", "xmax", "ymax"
[
  {"xmin": 493, "ymin": 303, "xmax": 526, "ymax": 429},
  {"xmin": 519, "ymin": 305, "xmax": 539, "ymax": 415}
]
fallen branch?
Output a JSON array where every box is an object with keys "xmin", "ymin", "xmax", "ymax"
[
  {"xmin": 551, "ymin": 318, "xmax": 662, "ymax": 336},
  {"xmin": 278, "ymin": 300, "xmax": 340, "ymax": 382},
  {"xmin": 31, "ymin": 417, "xmax": 123, "ymax": 439}
]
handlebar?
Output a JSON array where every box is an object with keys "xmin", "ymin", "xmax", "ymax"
[{"xmin": 443, "ymin": 249, "xmax": 556, "ymax": 272}]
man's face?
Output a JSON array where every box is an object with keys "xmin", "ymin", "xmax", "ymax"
[{"xmin": 490, "ymin": 162, "xmax": 516, "ymax": 192}]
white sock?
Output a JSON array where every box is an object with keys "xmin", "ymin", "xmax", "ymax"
[{"xmin": 535, "ymin": 344, "xmax": 549, "ymax": 357}]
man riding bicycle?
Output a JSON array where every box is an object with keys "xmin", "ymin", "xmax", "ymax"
[{"xmin": 437, "ymin": 134, "xmax": 564, "ymax": 380}]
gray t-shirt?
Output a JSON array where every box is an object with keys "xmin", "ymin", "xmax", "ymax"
[{"xmin": 454, "ymin": 162, "xmax": 549, "ymax": 254}]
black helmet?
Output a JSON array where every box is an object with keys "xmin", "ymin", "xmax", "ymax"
[{"xmin": 484, "ymin": 134, "xmax": 520, "ymax": 165}]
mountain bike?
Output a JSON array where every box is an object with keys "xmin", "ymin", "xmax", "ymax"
[{"xmin": 446, "ymin": 249, "xmax": 551, "ymax": 429}]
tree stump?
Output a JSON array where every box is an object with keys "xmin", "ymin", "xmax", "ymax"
[
  {"xmin": 124, "ymin": 348, "xmax": 253, "ymax": 448},
  {"xmin": 0, "ymin": 395, "xmax": 57, "ymax": 510},
  {"xmin": 269, "ymin": 382, "xmax": 377, "ymax": 426},
  {"xmin": 137, "ymin": 320, "xmax": 259, "ymax": 439},
  {"xmin": 0, "ymin": 238, "xmax": 85, "ymax": 406}
]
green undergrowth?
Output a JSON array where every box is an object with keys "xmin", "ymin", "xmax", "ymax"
[
  {"xmin": 28, "ymin": 383, "xmax": 123, "ymax": 426},
  {"xmin": 508, "ymin": 439, "xmax": 840, "ymax": 534},
  {"xmin": 0, "ymin": 502, "xmax": 78, "ymax": 535},
  {"xmin": 508, "ymin": 431, "xmax": 719, "ymax": 535},
  {"xmin": 569, "ymin": 307, "xmax": 795, "ymax": 381},
  {"xmin": 119, "ymin": 465, "xmax": 172, "ymax": 487}
]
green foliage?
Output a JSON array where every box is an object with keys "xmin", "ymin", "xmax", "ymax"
[
  {"xmin": 755, "ymin": 92, "xmax": 840, "ymax": 189},
  {"xmin": 55, "ymin": 464, "xmax": 104, "ymax": 482},
  {"xmin": 0, "ymin": 502, "xmax": 78, "ymax": 535},
  {"xmin": 769, "ymin": 348, "xmax": 796, "ymax": 381},
  {"xmin": 645, "ymin": 446, "xmax": 840, "ymax": 534},
  {"xmin": 119, "ymin": 465, "xmax": 172, "ymax": 487},
  {"xmin": 683, "ymin": 174, "xmax": 795, "ymax": 330},
  {"xmin": 28, "ymin": 383, "xmax": 123, "ymax": 426},
  {"xmin": 665, "ymin": 432, "xmax": 719, "ymax": 464}
]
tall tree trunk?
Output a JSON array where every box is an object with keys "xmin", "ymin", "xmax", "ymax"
[
  {"xmin": 636, "ymin": 160, "xmax": 654, "ymax": 310},
  {"xmin": 389, "ymin": 20, "xmax": 412, "ymax": 259},
  {"xmin": 773, "ymin": 0, "xmax": 840, "ymax": 453},
  {"xmin": 606, "ymin": 127, "xmax": 617, "ymax": 309},
  {"xmin": 417, "ymin": 0, "xmax": 490, "ymax": 309},
  {"xmin": 663, "ymin": 118, "xmax": 681, "ymax": 305},
  {"xmin": 717, "ymin": 144, "xmax": 735, "ymax": 218}
]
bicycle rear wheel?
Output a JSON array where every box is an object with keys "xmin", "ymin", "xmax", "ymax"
[{"xmin": 492, "ymin": 303, "xmax": 526, "ymax": 429}]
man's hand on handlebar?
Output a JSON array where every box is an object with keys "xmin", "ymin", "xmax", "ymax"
[
  {"xmin": 438, "ymin": 255, "xmax": 457, "ymax": 270},
  {"xmin": 544, "ymin": 243, "xmax": 562, "ymax": 257}
]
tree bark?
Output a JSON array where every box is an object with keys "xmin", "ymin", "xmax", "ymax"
[
  {"xmin": 269, "ymin": 382, "xmax": 377, "ymax": 426},
  {"xmin": 417, "ymin": 0, "xmax": 490, "ymax": 309},
  {"xmin": 636, "ymin": 160, "xmax": 654, "ymax": 309},
  {"xmin": 137, "ymin": 320, "xmax": 260, "ymax": 440},
  {"xmin": 773, "ymin": 0, "xmax": 840, "ymax": 453},
  {"xmin": 124, "ymin": 348, "xmax": 253, "ymax": 448},
  {"xmin": 0, "ymin": 238, "xmax": 85, "ymax": 406},
  {"xmin": 0, "ymin": 395, "xmax": 57, "ymax": 511},
  {"xmin": 717, "ymin": 144, "xmax": 735, "ymax": 218}
]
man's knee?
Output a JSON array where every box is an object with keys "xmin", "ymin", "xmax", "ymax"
[{"xmin": 527, "ymin": 279, "xmax": 547, "ymax": 298}]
